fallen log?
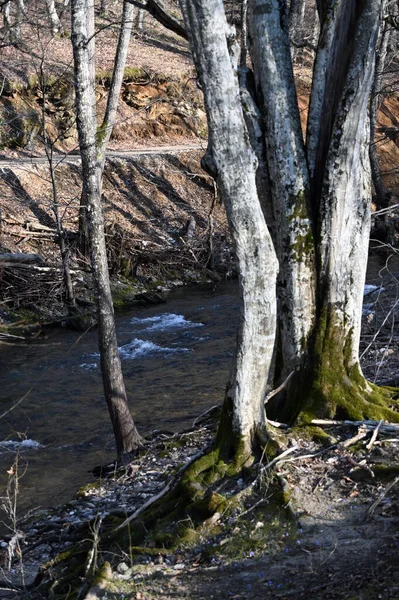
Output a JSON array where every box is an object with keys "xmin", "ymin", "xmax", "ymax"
[
  {"xmin": 0, "ymin": 253, "xmax": 45, "ymax": 265},
  {"xmin": 311, "ymin": 419, "xmax": 399, "ymax": 435}
]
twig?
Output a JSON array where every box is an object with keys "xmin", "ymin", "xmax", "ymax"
[
  {"xmin": 340, "ymin": 427, "xmax": 369, "ymax": 448},
  {"xmin": 260, "ymin": 446, "xmax": 299, "ymax": 472},
  {"xmin": 115, "ymin": 444, "xmax": 212, "ymax": 531},
  {"xmin": 192, "ymin": 405, "xmax": 219, "ymax": 427},
  {"xmin": 266, "ymin": 419, "xmax": 289, "ymax": 429},
  {"xmin": 366, "ymin": 419, "xmax": 383, "ymax": 451},
  {"xmin": 366, "ymin": 475, "xmax": 399, "ymax": 518},
  {"xmin": 264, "ymin": 370, "xmax": 294, "ymax": 404}
]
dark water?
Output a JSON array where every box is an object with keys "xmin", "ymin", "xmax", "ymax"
[
  {"xmin": 1, "ymin": 252, "xmax": 399, "ymax": 520},
  {"xmin": 0, "ymin": 283, "xmax": 239, "ymax": 517}
]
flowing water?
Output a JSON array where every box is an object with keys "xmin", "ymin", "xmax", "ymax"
[
  {"xmin": 0, "ymin": 283, "xmax": 239, "ymax": 519},
  {"xmin": 1, "ymin": 252, "xmax": 399, "ymax": 521}
]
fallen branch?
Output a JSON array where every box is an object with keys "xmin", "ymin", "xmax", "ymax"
[
  {"xmin": 264, "ymin": 370, "xmax": 294, "ymax": 404},
  {"xmin": 366, "ymin": 419, "xmax": 383, "ymax": 451},
  {"xmin": 366, "ymin": 474, "xmax": 399, "ymax": 518},
  {"xmin": 0, "ymin": 253, "xmax": 45, "ymax": 264},
  {"xmin": 115, "ymin": 443, "xmax": 212, "ymax": 531},
  {"xmin": 311, "ymin": 419, "xmax": 399, "ymax": 435},
  {"xmin": 340, "ymin": 427, "xmax": 369, "ymax": 449},
  {"xmin": 260, "ymin": 446, "xmax": 299, "ymax": 472}
]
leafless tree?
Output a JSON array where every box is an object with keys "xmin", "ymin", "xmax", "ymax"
[
  {"xmin": 179, "ymin": 0, "xmax": 394, "ymax": 464},
  {"xmin": 71, "ymin": 0, "xmax": 142, "ymax": 459}
]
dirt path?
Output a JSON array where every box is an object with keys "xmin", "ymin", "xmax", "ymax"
[{"xmin": 0, "ymin": 142, "xmax": 204, "ymax": 170}]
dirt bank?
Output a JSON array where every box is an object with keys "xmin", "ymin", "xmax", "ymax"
[{"xmin": 0, "ymin": 150, "xmax": 232, "ymax": 330}]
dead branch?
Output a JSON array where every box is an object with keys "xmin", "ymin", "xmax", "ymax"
[
  {"xmin": 366, "ymin": 474, "xmax": 399, "ymax": 518},
  {"xmin": 366, "ymin": 419, "xmax": 384, "ymax": 451},
  {"xmin": 0, "ymin": 253, "xmax": 45, "ymax": 264},
  {"xmin": 340, "ymin": 427, "xmax": 369, "ymax": 449},
  {"xmin": 265, "ymin": 370, "xmax": 295, "ymax": 404},
  {"xmin": 311, "ymin": 419, "xmax": 399, "ymax": 435}
]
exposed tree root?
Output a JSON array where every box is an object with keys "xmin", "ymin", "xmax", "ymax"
[{"xmin": 39, "ymin": 433, "xmax": 287, "ymax": 598}]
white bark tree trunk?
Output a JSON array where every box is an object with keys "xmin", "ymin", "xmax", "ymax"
[
  {"xmin": 97, "ymin": 0, "xmax": 134, "ymax": 177},
  {"xmin": 180, "ymin": 0, "xmax": 278, "ymax": 455},
  {"xmin": 248, "ymin": 0, "xmax": 316, "ymax": 376},
  {"xmin": 45, "ymin": 0, "xmax": 63, "ymax": 35},
  {"xmin": 71, "ymin": 0, "xmax": 142, "ymax": 459},
  {"xmin": 312, "ymin": 0, "xmax": 383, "ymax": 368},
  {"xmin": 3, "ymin": 1, "xmax": 12, "ymax": 42}
]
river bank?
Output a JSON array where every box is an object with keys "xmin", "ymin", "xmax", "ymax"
[
  {"xmin": 0, "ymin": 150, "xmax": 233, "ymax": 337},
  {"xmin": 2, "ymin": 407, "xmax": 399, "ymax": 599}
]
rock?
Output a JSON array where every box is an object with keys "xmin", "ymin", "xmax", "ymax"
[{"xmin": 117, "ymin": 562, "xmax": 130, "ymax": 574}]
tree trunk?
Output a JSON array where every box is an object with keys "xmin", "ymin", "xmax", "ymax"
[
  {"xmin": 180, "ymin": 0, "xmax": 278, "ymax": 460},
  {"xmin": 15, "ymin": 0, "xmax": 25, "ymax": 38},
  {"xmin": 97, "ymin": 0, "xmax": 134, "ymax": 178},
  {"xmin": 248, "ymin": 0, "xmax": 316, "ymax": 377},
  {"xmin": 135, "ymin": 7, "xmax": 144, "ymax": 30},
  {"xmin": 3, "ymin": 1, "xmax": 12, "ymax": 42},
  {"xmin": 71, "ymin": 0, "xmax": 142, "ymax": 459},
  {"xmin": 45, "ymin": 0, "xmax": 63, "ymax": 35},
  {"xmin": 370, "ymin": 19, "xmax": 391, "ymax": 211},
  {"xmin": 78, "ymin": 0, "xmax": 133, "ymax": 258},
  {"xmin": 101, "ymin": 0, "xmax": 108, "ymax": 16},
  {"xmin": 299, "ymin": 0, "xmax": 391, "ymax": 421}
]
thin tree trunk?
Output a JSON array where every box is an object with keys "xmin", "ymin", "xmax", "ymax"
[
  {"xmin": 239, "ymin": 0, "xmax": 248, "ymax": 67},
  {"xmin": 135, "ymin": 7, "xmax": 144, "ymax": 29},
  {"xmin": 15, "ymin": 0, "xmax": 25, "ymax": 38},
  {"xmin": 78, "ymin": 0, "xmax": 133, "ymax": 257},
  {"xmin": 45, "ymin": 0, "xmax": 63, "ymax": 35},
  {"xmin": 97, "ymin": 0, "xmax": 134, "ymax": 178},
  {"xmin": 71, "ymin": 0, "xmax": 142, "ymax": 459},
  {"xmin": 180, "ymin": 0, "xmax": 278, "ymax": 458},
  {"xmin": 101, "ymin": 0, "xmax": 108, "ymax": 16},
  {"xmin": 3, "ymin": 1, "xmax": 11, "ymax": 42}
]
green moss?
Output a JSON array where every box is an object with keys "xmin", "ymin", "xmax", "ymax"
[
  {"xmin": 76, "ymin": 480, "xmax": 102, "ymax": 498},
  {"xmin": 96, "ymin": 66, "xmax": 149, "ymax": 86},
  {"xmin": 91, "ymin": 561, "xmax": 112, "ymax": 585},
  {"xmin": 372, "ymin": 463, "xmax": 399, "ymax": 479},
  {"xmin": 295, "ymin": 305, "xmax": 399, "ymax": 424}
]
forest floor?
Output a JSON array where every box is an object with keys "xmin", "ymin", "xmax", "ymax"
[{"xmin": 1, "ymin": 412, "xmax": 399, "ymax": 599}]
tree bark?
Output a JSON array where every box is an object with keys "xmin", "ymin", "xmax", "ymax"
[
  {"xmin": 45, "ymin": 0, "xmax": 63, "ymax": 35},
  {"xmin": 370, "ymin": 19, "xmax": 391, "ymax": 211},
  {"xmin": 78, "ymin": 0, "xmax": 134, "ymax": 257},
  {"xmin": 248, "ymin": 0, "xmax": 316, "ymax": 376},
  {"xmin": 180, "ymin": 0, "xmax": 278, "ymax": 458},
  {"xmin": 97, "ymin": 0, "xmax": 134, "ymax": 178},
  {"xmin": 127, "ymin": 0, "xmax": 188, "ymax": 39},
  {"xmin": 71, "ymin": 0, "xmax": 142, "ymax": 459}
]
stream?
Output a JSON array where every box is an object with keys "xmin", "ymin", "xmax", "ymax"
[
  {"xmin": 0, "ymin": 282, "xmax": 239, "ymax": 520},
  {"xmin": 1, "ymin": 252, "xmax": 399, "ymax": 522}
]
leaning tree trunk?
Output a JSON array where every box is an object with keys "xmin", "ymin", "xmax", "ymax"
[
  {"xmin": 71, "ymin": 0, "xmax": 142, "ymax": 459},
  {"xmin": 248, "ymin": 0, "xmax": 316, "ymax": 378},
  {"xmin": 97, "ymin": 0, "xmax": 134, "ymax": 180},
  {"xmin": 180, "ymin": 0, "xmax": 278, "ymax": 461},
  {"xmin": 78, "ymin": 0, "xmax": 133, "ymax": 257}
]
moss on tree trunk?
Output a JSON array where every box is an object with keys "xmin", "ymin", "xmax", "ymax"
[{"xmin": 283, "ymin": 306, "xmax": 399, "ymax": 424}]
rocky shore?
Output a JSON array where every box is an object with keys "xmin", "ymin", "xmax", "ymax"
[{"xmin": 1, "ymin": 413, "xmax": 399, "ymax": 599}]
